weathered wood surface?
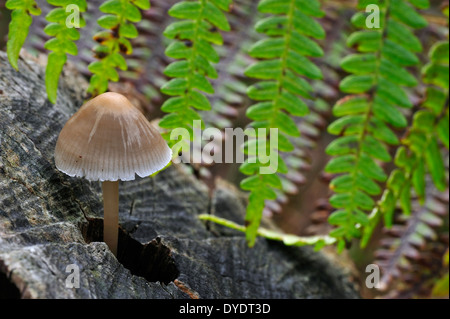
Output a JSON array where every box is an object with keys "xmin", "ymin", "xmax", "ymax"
[{"xmin": 0, "ymin": 51, "xmax": 358, "ymax": 299}]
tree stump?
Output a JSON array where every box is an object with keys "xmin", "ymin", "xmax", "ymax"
[{"xmin": 0, "ymin": 51, "xmax": 358, "ymax": 299}]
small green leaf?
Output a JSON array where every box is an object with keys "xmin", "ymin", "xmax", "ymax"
[
  {"xmin": 161, "ymin": 78, "xmax": 188, "ymax": 96},
  {"xmin": 328, "ymin": 115, "xmax": 365, "ymax": 135},
  {"xmin": 290, "ymin": 30, "xmax": 324, "ymax": 57},
  {"xmin": 7, "ymin": 9, "xmax": 33, "ymax": 70},
  {"xmin": 164, "ymin": 61, "xmax": 189, "ymax": 78},
  {"xmin": 347, "ymin": 30, "xmax": 381, "ymax": 52},
  {"xmin": 119, "ymin": 23, "xmax": 138, "ymax": 38},
  {"xmin": 287, "ymin": 50, "xmax": 323, "ymax": 79},
  {"xmin": 425, "ymin": 137, "xmax": 447, "ymax": 191},
  {"xmin": 391, "ymin": 0, "xmax": 428, "ymax": 29},
  {"xmin": 437, "ymin": 112, "xmax": 449, "ymax": 149},
  {"xmin": 132, "ymin": 0, "xmax": 150, "ymax": 10},
  {"xmin": 100, "ymin": 0, "xmax": 123, "ymax": 15},
  {"xmin": 248, "ymin": 38, "xmax": 285, "ymax": 59},
  {"xmin": 373, "ymin": 95, "xmax": 407, "ymax": 128},
  {"xmin": 109, "ymin": 52, "xmax": 127, "ymax": 70},
  {"xmin": 194, "ymin": 55, "xmax": 218, "ymax": 78},
  {"xmin": 412, "ymin": 159, "xmax": 426, "ymax": 200},
  {"xmin": 203, "ymin": 2, "xmax": 230, "ymax": 31},
  {"xmin": 45, "ymin": 52, "xmax": 67, "ymax": 104},
  {"xmin": 339, "ymin": 75, "xmax": 375, "ymax": 93},
  {"xmin": 210, "ymin": 0, "xmax": 231, "ymax": 11},
  {"xmin": 399, "ymin": 181, "xmax": 412, "ymax": 215},
  {"xmin": 277, "ymin": 92, "xmax": 309, "ymax": 116},
  {"xmin": 274, "ymin": 111, "xmax": 300, "ymax": 137},
  {"xmin": 161, "ymin": 97, "xmax": 185, "ymax": 112},
  {"xmin": 381, "ymin": 190, "xmax": 396, "ymax": 227},
  {"xmin": 369, "ymin": 117, "xmax": 399, "ymax": 145},
  {"xmin": 240, "ymin": 175, "xmax": 263, "ymax": 191},
  {"xmin": 356, "ymin": 172, "xmax": 382, "ymax": 195},
  {"xmin": 353, "ymin": 209, "xmax": 370, "ymax": 226},
  {"xmin": 378, "ymin": 78, "xmax": 413, "ymax": 108},
  {"xmin": 45, "ymin": 8, "xmax": 67, "ymax": 23},
  {"xmin": 326, "ymin": 135, "xmax": 359, "ymax": 156},
  {"xmin": 282, "ymin": 70, "xmax": 313, "ymax": 98},
  {"xmin": 159, "ymin": 113, "xmax": 184, "ymax": 129},
  {"xmin": 294, "ymin": 0, "xmax": 324, "ymax": 18},
  {"xmin": 407, "ymin": 0, "xmax": 430, "ymax": 9},
  {"xmin": 422, "ymin": 64, "xmax": 450, "ymax": 89},
  {"xmin": 124, "ymin": 2, "xmax": 142, "ymax": 22},
  {"xmin": 430, "ymin": 41, "xmax": 449, "ymax": 64},
  {"xmin": 198, "ymin": 24, "xmax": 223, "ymax": 45},
  {"xmin": 44, "ymin": 38, "xmax": 78, "ymax": 55},
  {"xmin": 247, "ymin": 81, "xmax": 278, "ymax": 101},
  {"xmin": 330, "ymin": 193, "xmax": 352, "ymax": 208},
  {"xmin": 277, "ymin": 133, "xmax": 294, "ymax": 152},
  {"xmin": 292, "ymin": 8, "xmax": 325, "ymax": 39},
  {"xmin": 387, "ymin": 19, "xmax": 422, "ymax": 52},
  {"xmin": 245, "ymin": 60, "xmax": 282, "ymax": 80},
  {"xmin": 246, "ymin": 102, "xmax": 274, "ymax": 121},
  {"xmin": 333, "ymin": 96, "xmax": 369, "ymax": 117},
  {"xmin": 362, "ymin": 135, "xmax": 391, "ymax": 162},
  {"xmin": 380, "ymin": 58, "xmax": 418, "ymax": 87},
  {"xmin": 239, "ymin": 159, "xmax": 261, "ymax": 176},
  {"xmin": 169, "ymin": 1, "xmax": 202, "ymax": 19},
  {"xmin": 245, "ymin": 192, "xmax": 265, "ymax": 247},
  {"xmin": 423, "ymin": 87, "xmax": 446, "ymax": 115},
  {"xmin": 382, "ymin": 39, "xmax": 419, "ymax": 66},
  {"xmin": 189, "ymin": 90, "xmax": 212, "ymax": 110},
  {"xmin": 43, "ymin": 23, "xmax": 63, "ymax": 36},
  {"xmin": 255, "ymin": 16, "xmax": 288, "ymax": 36},
  {"xmin": 165, "ymin": 41, "xmax": 192, "ymax": 59},
  {"xmin": 340, "ymin": 53, "xmax": 376, "ymax": 75},
  {"xmin": 328, "ymin": 210, "xmax": 349, "ymax": 225},
  {"xmin": 192, "ymin": 73, "xmax": 214, "ymax": 94},
  {"xmin": 354, "ymin": 190, "xmax": 375, "ymax": 211},
  {"xmin": 258, "ymin": 0, "xmax": 290, "ymax": 14},
  {"xmin": 97, "ymin": 14, "xmax": 120, "ymax": 29},
  {"xmin": 164, "ymin": 20, "xmax": 195, "ymax": 40},
  {"xmin": 412, "ymin": 110, "xmax": 436, "ymax": 132},
  {"xmin": 325, "ymin": 155, "xmax": 356, "ymax": 174},
  {"xmin": 358, "ymin": 153, "xmax": 387, "ymax": 182},
  {"xmin": 197, "ymin": 39, "xmax": 220, "ymax": 63},
  {"xmin": 262, "ymin": 173, "xmax": 282, "ymax": 188}
]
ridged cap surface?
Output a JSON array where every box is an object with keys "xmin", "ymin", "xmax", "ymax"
[{"xmin": 55, "ymin": 92, "xmax": 171, "ymax": 181}]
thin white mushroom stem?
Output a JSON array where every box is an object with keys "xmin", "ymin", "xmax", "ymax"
[{"xmin": 102, "ymin": 180, "xmax": 119, "ymax": 256}]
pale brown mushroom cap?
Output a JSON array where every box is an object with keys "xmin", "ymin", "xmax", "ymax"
[{"xmin": 54, "ymin": 92, "xmax": 172, "ymax": 181}]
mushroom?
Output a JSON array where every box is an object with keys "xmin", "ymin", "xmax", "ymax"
[{"xmin": 54, "ymin": 92, "xmax": 172, "ymax": 256}]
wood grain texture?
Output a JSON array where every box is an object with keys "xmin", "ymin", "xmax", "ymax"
[{"xmin": 0, "ymin": 51, "xmax": 358, "ymax": 299}]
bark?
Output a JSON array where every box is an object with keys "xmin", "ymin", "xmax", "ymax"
[{"xmin": 0, "ymin": 51, "xmax": 358, "ymax": 299}]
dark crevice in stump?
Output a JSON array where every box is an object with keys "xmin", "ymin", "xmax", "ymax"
[
  {"xmin": 80, "ymin": 218, "xmax": 179, "ymax": 284},
  {"xmin": 0, "ymin": 261, "xmax": 20, "ymax": 299}
]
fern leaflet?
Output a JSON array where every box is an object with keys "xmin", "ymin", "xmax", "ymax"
[
  {"xmin": 5, "ymin": 0, "xmax": 41, "ymax": 71},
  {"xmin": 87, "ymin": 0, "xmax": 150, "ymax": 96},
  {"xmin": 326, "ymin": 0, "xmax": 429, "ymax": 251},
  {"xmin": 159, "ymin": 0, "xmax": 232, "ymax": 151},
  {"xmin": 44, "ymin": 0, "xmax": 87, "ymax": 103},
  {"xmin": 361, "ymin": 0, "xmax": 449, "ymax": 247},
  {"xmin": 240, "ymin": 0, "xmax": 325, "ymax": 246}
]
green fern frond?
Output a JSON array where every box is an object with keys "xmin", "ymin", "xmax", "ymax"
[
  {"xmin": 87, "ymin": 0, "xmax": 150, "ymax": 97},
  {"xmin": 43, "ymin": 0, "xmax": 87, "ymax": 104},
  {"xmin": 5, "ymin": 0, "xmax": 41, "ymax": 71},
  {"xmin": 326, "ymin": 0, "xmax": 429, "ymax": 251},
  {"xmin": 361, "ymin": 1, "xmax": 449, "ymax": 248},
  {"xmin": 240, "ymin": 0, "xmax": 325, "ymax": 247},
  {"xmin": 159, "ymin": 0, "xmax": 232, "ymax": 149}
]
